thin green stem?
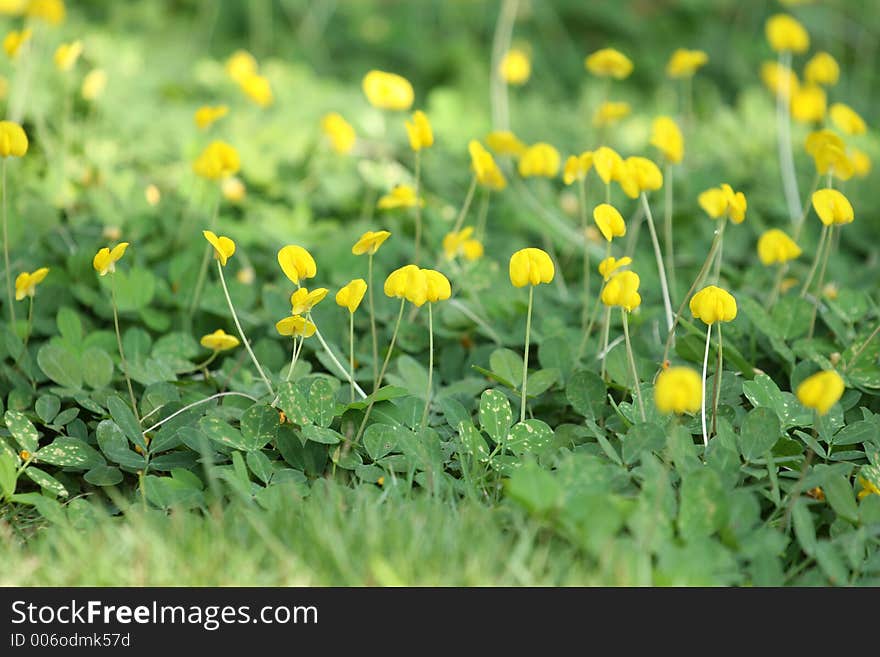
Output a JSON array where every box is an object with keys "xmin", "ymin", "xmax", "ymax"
[
  {"xmin": 312, "ymin": 324, "xmax": 367, "ymax": 399},
  {"xmin": 216, "ymin": 261, "xmax": 274, "ymax": 396},
  {"xmin": 178, "ymin": 350, "xmax": 218, "ymax": 375},
  {"xmin": 578, "ymin": 178, "xmax": 591, "ymax": 332},
  {"xmin": 700, "ymin": 322, "xmax": 712, "ymax": 447},
  {"xmin": 621, "ymin": 310, "xmax": 645, "ymax": 422},
  {"xmin": 712, "ymin": 227, "xmax": 724, "ymax": 284},
  {"xmin": 450, "ymin": 174, "xmax": 478, "ymax": 237},
  {"xmin": 641, "ymin": 192, "xmax": 673, "ymax": 332},
  {"xmin": 663, "ymin": 162, "xmax": 677, "ymax": 303},
  {"xmin": 711, "ymin": 324, "xmax": 723, "ymax": 437},
  {"xmin": 800, "ymin": 224, "xmax": 829, "ymax": 298},
  {"xmin": 776, "ymin": 50, "xmax": 802, "ymax": 222},
  {"xmin": 110, "ymin": 274, "xmax": 139, "ymax": 421},
  {"xmin": 600, "ymin": 306, "xmax": 611, "ymax": 380},
  {"xmin": 845, "ymin": 321, "xmax": 880, "ymax": 372},
  {"xmin": 413, "ymin": 150, "xmax": 423, "ymax": 265},
  {"xmin": 285, "ymin": 336, "xmax": 302, "ymax": 382},
  {"xmin": 188, "ymin": 190, "xmax": 221, "ymax": 323},
  {"xmin": 141, "ymin": 391, "xmax": 259, "ymax": 436},
  {"xmin": 520, "ymin": 285, "xmax": 534, "ymax": 423},
  {"xmin": 807, "ymin": 226, "xmax": 834, "ymax": 339},
  {"xmin": 367, "ymin": 253, "xmax": 378, "ymax": 388},
  {"xmin": 767, "ymin": 264, "xmax": 786, "ymax": 309},
  {"xmin": 348, "ymin": 312, "xmax": 355, "ymax": 403},
  {"xmin": 792, "ymin": 171, "xmax": 820, "ymax": 243},
  {"xmin": 2, "ymin": 159, "xmax": 14, "ymax": 325},
  {"xmin": 421, "ymin": 303, "xmax": 434, "ymax": 430},
  {"xmin": 475, "ymin": 188, "xmax": 491, "ymax": 242}
]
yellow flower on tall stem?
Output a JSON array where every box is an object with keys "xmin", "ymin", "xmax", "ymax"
[
  {"xmin": 601, "ymin": 270, "xmax": 645, "ymax": 422},
  {"xmin": 804, "ymin": 52, "xmax": 839, "ymax": 87},
  {"xmin": 197, "ymin": 329, "xmax": 240, "ymax": 372},
  {"xmin": 275, "ymin": 315, "xmax": 317, "ymax": 381},
  {"xmin": 517, "ymin": 142, "xmax": 560, "ymax": 178},
  {"xmin": 655, "ymin": 366, "xmax": 702, "ymax": 416},
  {"xmin": 758, "ymin": 228, "xmax": 802, "ymax": 307},
  {"xmin": 509, "ymin": 248, "xmax": 554, "ymax": 422},
  {"xmin": 3, "ymin": 28, "xmax": 31, "ymax": 59},
  {"xmin": 689, "ymin": 285, "xmax": 737, "ymax": 445},
  {"xmin": 336, "ymin": 279, "xmax": 367, "ymax": 401},
  {"xmin": 651, "ymin": 116, "xmax": 684, "ymax": 301},
  {"xmin": 13, "ymin": 266, "xmax": 47, "ymax": 370},
  {"xmin": 829, "ymin": 102, "xmax": 867, "ymax": 135},
  {"xmin": 362, "ymin": 70, "xmax": 414, "ymax": 111},
  {"xmin": 464, "ymin": 140, "xmax": 506, "ymax": 240},
  {"xmin": 0, "ymin": 120, "xmax": 27, "ymax": 325},
  {"xmin": 796, "ymin": 370, "xmax": 844, "ymax": 417},
  {"xmin": 194, "ymin": 105, "xmax": 229, "ymax": 130},
  {"xmin": 585, "ymin": 48, "xmax": 633, "ymax": 79},
  {"xmin": 320, "ymin": 112, "xmax": 356, "ymax": 154},
  {"xmin": 405, "ymin": 109, "xmax": 433, "ymax": 264},
  {"xmin": 352, "ymin": 230, "xmax": 390, "ymax": 388},
  {"xmin": 563, "ymin": 151, "xmax": 594, "ymax": 329}
]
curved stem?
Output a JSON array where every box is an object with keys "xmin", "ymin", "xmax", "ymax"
[
  {"xmin": 348, "ymin": 312, "xmax": 355, "ymax": 403},
  {"xmin": 520, "ymin": 285, "xmax": 533, "ymax": 423},
  {"xmin": 312, "ymin": 324, "xmax": 367, "ymax": 399},
  {"xmin": 13, "ymin": 295, "xmax": 33, "ymax": 370},
  {"xmin": 792, "ymin": 171, "xmax": 820, "ymax": 243},
  {"xmin": 178, "ymin": 350, "xmax": 218, "ymax": 374},
  {"xmin": 285, "ymin": 336, "xmax": 302, "ymax": 382},
  {"xmin": 845, "ymin": 321, "xmax": 880, "ymax": 372},
  {"xmin": 776, "ymin": 50, "xmax": 802, "ymax": 222},
  {"xmin": 188, "ymin": 190, "xmax": 221, "ymax": 324},
  {"xmin": 767, "ymin": 264, "xmax": 786, "ymax": 309},
  {"xmin": 142, "ymin": 391, "xmax": 259, "ymax": 436},
  {"xmin": 641, "ymin": 192, "xmax": 673, "ymax": 332},
  {"xmin": 111, "ymin": 274, "xmax": 139, "ymax": 421},
  {"xmin": 800, "ymin": 224, "xmax": 829, "ymax": 298},
  {"xmin": 375, "ymin": 298, "xmax": 406, "ymax": 393},
  {"xmin": 807, "ymin": 226, "xmax": 834, "ymax": 339},
  {"xmin": 2, "ymin": 159, "xmax": 14, "ymax": 325},
  {"xmin": 711, "ymin": 323, "xmax": 723, "ymax": 437},
  {"xmin": 216, "ymin": 261, "xmax": 274, "ymax": 396},
  {"xmin": 413, "ymin": 150, "xmax": 423, "ymax": 265},
  {"xmin": 600, "ymin": 306, "xmax": 611, "ymax": 380},
  {"xmin": 490, "ymin": 0, "xmax": 518, "ymax": 131},
  {"xmin": 421, "ymin": 303, "xmax": 434, "ymax": 430},
  {"xmin": 578, "ymin": 178, "xmax": 591, "ymax": 331},
  {"xmin": 450, "ymin": 174, "xmax": 478, "ymax": 237},
  {"xmin": 367, "ymin": 253, "xmax": 378, "ymax": 388},
  {"xmin": 700, "ymin": 322, "xmax": 713, "ymax": 447},
  {"xmin": 475, "ymin": 188, "xmax": 491, "ymax": 242},
  {"xmin": 622, "ymin": 309, "xmax": 645, "ymax": 422},
  {"xmin": 663, "ymin": 162, "xmax": 677, "ymax": 303}
]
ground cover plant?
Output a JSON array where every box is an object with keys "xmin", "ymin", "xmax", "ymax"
[{"xmin": 1, "ymin": 0, "xmax": 879, "ymax": 586}]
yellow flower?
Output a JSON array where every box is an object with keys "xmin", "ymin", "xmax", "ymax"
[
  {"xmin": 53, "ymin": 40, "xmax": 82, "ymax": 72},
  {"xmin": 320, "ymin": 112, "xmax": 356, "ymax": 154},
  {"xmin": 585, "ymin": 48, "xmax": 633, "ymax": 79},
  {"xmin": 857, "ymin": 470, "xmax": 880, "ymax": 500},
  {"xmin": 593, "ymin": 203, "xmax": 626, "ymax": 242},
  {"xmin": 461, "ymin": 239, "xmax": 484, "ymax": 261},
  {"xmin": 761, "ymin": 61, "xmax": 800, "ymax": 97},
  {"xmin": 384, "ymin": 264, "xmax": 420, "ymax": 299},
  {"xmin": 829, "ymin": 102, "xmax": 867, "ymax": 135},
  {"xmin": 335, "ymin": 279, "xmax": 367, "ymax": 314},
  {"xmin": 92, "ymin": 242, "xmax": 129, "ymax": 276},
  {"xmin": 509, "ymin": 248, "xmax": 555, "ymax": 288},
  {"xmin": 418, "ymin": 269, "xmax": 452, "ymax": 306},
  {"xmin": 562, "ymin": 151, "xmax": 593, "ymax": 185},
  {"xmin": 443, "ymin": 226, "xmax": 483, "ymax": 261},
  {"xmin": 239, "ymin": 72, "xmax": 273, "ymax": 107},
  {"xmin": 145, "ymin": 184, "xmax": 160, "ymax": 206},
  {"xmin": 362, "ymin": 70, "xmax": 414, "ymax": 111},
  {"xmin": 193, "ymin": 141, "xmax": 240, "ymax": 180},
  {"xmin": 650, "ymin": 116, "xmax": 684, "ymax": 164},
  {"xmin": 3, "ymin": 28, "xmax": 31, "ymax": 58},
  {"xmin": 655, "ymin": 366, "xmax": 702, "ymax": 414},
  {"xmin": 698, "ymin": 184, "xmax": 747, "ymax": 223},
  {"xmin": 290, "ymin": 287, "xmax": 328, "ymax": 315},
  {"xmin": 485, "ymin": 130, "xmax": 526, "ymax": 157},
  {"xmin": 377, "ymin": 185, "xmax": 423, "ymax": 210},
  {"xmin": 804, "ymin": 52, "xmax": 839, "ymax": 86},
  {"xmin": 805, "ymin": 129, "xmax": 853, "ymax": 180},
  {"xmin": 383, "ymin": 266, "xmax": 450, "ymax": 307},
  {"xmin": 352, "ymin": 230, "xmax": 391, "ymax": 256},
  {"xmin": 200, "ymin": 329, "xmax": 240, "ymax": 352},
  {"xmin": 469, "ymin": 140, "xmax": 507, "ymax": 190},
  {"xmin": 849, "ymin": 147, "xmax": 871, "ymax": 178},
  {"xmin": 275, "ymin": 315, "xmax": 317, "ymax": 339},
  {"xmin": 601, "ymin": 270, "xmax": 641, "ymax": 312},
  {"xmin": 81, "ymin": 68, "xmax": 107, "ymax": 101},
  {"xmin": 758, "ymin": 229, "xmax": 801, "ymax": 266},
  {"xmin": 278, "ymin": 245, "xmax": 317, "ymax": 285},
  {"xmin": 222, "ymin": 176, "xmax": 246, "ymax": 203},
  {"xmin": 598, "ymin": 256, "xmax": 632, "ymax": 281},
  {"xmin": 593, "ymin": 100, "xmax": 631, "ymax": 127},
  {"xmin": 0, "ymin": 0, "xmax": 26, "ymax": 14},
  {"xmin": 26, "ymin": 0, "xmax": 64, "ymax": 24},
  {"xmin": 689, "ymin": 285, "xmax": 737, "ymax": 325},
  {"xmin": 518, "ymin": 142, "xmax": 560, "ymax": 178},
  {"xmin": 790, "ymin": 85, "xmax": 826, "ymax": 124},
  {"xmin": 811, "ymin": 188, "xmax": 854, "ymax": 226},
  {"xmin": 796, "ymin": 370, "xmax": 844, "ymax": 416},
  {"xmin": 203, "ymin": 230, "xmax": 236, "ymax": 266},
  {"xmin": 766, "ymin": 14, "xmax": 810, "ymax": 53},
  {"xmin": 225, "ymin": 49, "xmax": 258, "ymax": 84},
  {"xmin": 593, "ymin": 146, "xmax": 623, "ymax": 185},
  {"xmin": 666, "ymin": 48, "xmax": 708, "ymax": 78},
  {"xmin": 618, "ymin": 156, "xmax": 663, "ymax": 199},
  {"xmin": 405, "ymin": 110, "xmax": 433, "ymax": 151},
  {"xmin": 194, "ymin": 105, "xmax": 229, "ymax": 130},
  {"xmin": 14, "ymin": 267, "xmax": 48, "ymax": 300},
  {"xmin": 500, "ymin": 48, "xmax": 530, "ymax": 85},
  {"xmin": 0, "ymin": 121, "xmax": 28, "ymax": 157}
]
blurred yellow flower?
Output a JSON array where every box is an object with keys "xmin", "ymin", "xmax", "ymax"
[
  {"xmin": 790, "ymin": 85, "xmax": 826, "ymax": 123},
  {"xmin": 144, "ymin": 184, "xmax": 161, "ymax": 206},
  {"xmin": 849, "ymin": 147, "xmax": 871, "ymax": 178},
  {"xmin": 804, "ymin": 52, "xmax": 839, "ymax": 86},
  {"xmin": 193, "ymin": 141, "xmax": 240, "ymax": 180},
  {"xmin": 509, "ymin": 248, "xmax": 554, "ymax": 288},
  {"xmin": 203, "ymin": 230, "xmax": 236, "ymax": 266},
  {"xmin": 93, "ymin": 242, "xmax": 129, "ymax": 276},
  {"xmin": 562, "ymin": 151, "xmax": 593, "ymax": 185},
  {"xmin": 618, "ymin": 156, "xmax": 663, "ymax": 199},
  {"xmin": 362, "ymin": 70, "xmax": 414, "ymax": 111},
  {"xmin": 593, "ymin": 146, "xmax": 623, "ymax": 185},
  {"xmin": 689, "ymin": 285, "xmax": 737, "ymax": 325},
  {"xmin": 857, "ymin": 471, "xmax": 880, "ymax": 500},
  {"xmin": 758, "ymin": 228, "xmax": 801, "ymax": 265},
  {"xmin": 239, "ymin": 72, "xmax": 273, "ymax": 107},
  {"xmin": 598, "ymin": 255, "xmax": 631, "ymax": 281},
  {"xmin": 14, "ymin": 267, "xmax": 48, "ymax": 300},
  {"xmin": 226, "ymin": 50, "xmax": 258, "ymax": 84},
  {"xmin": 500, "ymin": 48, "xmax": 531, "ymax": 85},
  {"xmin": 655, "ymin": 366, "xmax": 702, "ymax": 414},
  {"xmin": 276, "ymin": 315, "xmax": 316, "ymax": 339},
  {"xmin": 0, "ymin": 0, "xmax": 26, "ymax": 14},
  {"xmin": 666, "ymin": 48, "xmax": 708, "ymax": 78},
  {"xmin": 829, "ymin": 102, "xmax": 867, "ymax": 135},
  {"xmin": 761, "ymin": 61, "xmax": 800, "ymax": 97},
  {"xmin": 585, "ymin": 48, "xmax": 633, "ymax": 79},
  {"xmin": 352, "ymin": 230, "xmax": 391, "ymax": 255},
  {"xmin": 278, "ymin": 245, "xmax": 317, "ymax": 285},
  {"xmin": 593, "ymin": 100, "xmax": 631, "ymax": 127},
  {"xmin": 811, "ymin": 188, "xmax": 854, "ymax": 226},
  {"xmin": 485, "ymin": 130, "xmax": 526, "ymax": 157},
  {"xmin": 200, "ymin": 329, "xmax": 240, "ymax": 352},
  {"xmin": 335, "ymin": 279, "xmax": 367, "ymax": 314},
  {"xmin": 377, "ymin": 184, "xmax": 423, "ymax": 210},
  {"xmin": 796, "ymin": 370, "xmax": 844, "ymax": 416},
  {"xmin": 650, "ymin": 116, "xmax": 684, "ymax": 164},
  {"xmin": 698, "ymin": 183, "xmax": 747, "ymax": 223},
  {"xmin": 765, "ymin": 14, "xmax": 810, "ymax": 53},
  {"xmin": 81, "ymin": 68, "xmax": 107, "ymax": 101},
  {"xmin": 290, "ymin": 287, "xmax": 328, "ymax": 315},
  {"xmin": 518, "ymin": 142, "xmax": 560, "ymax": 178},
  {"xmin": 805, "ymin": 129, "xmax": 853, "ymax": 180},
  {"xmin": 320, "ymin": 112, "xmax": 356, "ymax": 154},
  {"xmin": 26, "ymin": 0, "xmax": 64, "ymax": 24},
  {"xmin": 384, "ymin": 264, "xmax": 419, "ymax": 299},
  {"xmin": 442, "ymin": 226, "xmax": 483, "ymax": 261},
  {"xmin": 194, "ymin": 105, "xmax": 229, "ymax": 130},
  {"xmin": 593, "ymin": 203, "xmax": 626, "ymax": 242},
  {"xmin": 53, "ymin": 40, "xmax": 82, "ymax": 72},
  {"xmin": 3, "ymin": 28, "xmax": 30, "ymax": 58},
  {"xmin": 601, "ymin": 270, "xmax": 641, "ymax": 312},
  {"xmin": 222, "ymin": 176, "xmax": 246, "ymax": 203},
  {"xmin": 405, "ymin": 109, "xmax": 433, "ymax": 151},
  {"xmin": 469, "ymin": 140, "xmax": 507, "ymax": 190},
  {"xmin": 0, "ymin": 120, "xmax": 28, "ymax": 157}
]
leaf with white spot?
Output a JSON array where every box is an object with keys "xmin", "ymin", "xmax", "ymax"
[{"xmin": 479, "ymin": 389, "xmax": 513, "ymax": 444}]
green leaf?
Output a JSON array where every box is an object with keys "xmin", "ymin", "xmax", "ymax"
[
  {"xmin": 25, "ymin": 467, "xmax": 68, "ymax": 498},
  {"xmin": 815, "ymin": 541, "xmax": 849, "ymax": 585},
  {"xmin": 772, "ymin": 296, "xmax": 813, "ymax": 341},
  {"xmin": 677, "ymin": 468, "xmax": 727, "ymax": 540},
  {"xmin": 275, "ymin": 381, "xmax": 311, "ymax": 426},
  {"xmin": 198, "ymin": 416, "xmax": 249, "ymax": 451},
  {"xmin": 823, "ymin": 475, "xmax": 858, "ymax": 523},
  {"xmin": 791, "ymin": 498, "xmax": 817, "ymax": 557},
  {"xmin": 113, "ymin": 267, "xmax": 156, "ymax": 312},
  {"xmin": 35, "ymin": 437, "xmax": 104, "ymax": 469},
  {"xmin": 739, "ymin": 407, "xmax": 781, "ymax": 462},
  {"xmin": 456, "ymin": 422, "xmax": 489, "ymax": 463},
  {"xmin": 832, "ymin": 420, "xmax": 875, "ymax": 446},
  {"xmin": 742, "ymin": 373, "xmax": 811, "ymax": 430},
  {"xmin": 309, "ymin": 378, "xmax": 337, "ymax": 428},
  {"xmin": 622, "ymin": 422, "xmax": 665, "ymax": 465},
  {"xmin": 96, "ymin": 420, "xmax": 145, "ymax": 469},
  {"xmin": 56, "ymin": 306, "xmax": 83, "ymax": 345},
  {"xmin": 37, "ymin": 343, "xmax": 82, "ymax": 389},
  {"xmin": 364, "ymin": 423, "xmax": 399, "ymax": 461},
  {"xmin": 84, "ymin": 465, "xmax": 123, "ymax": 486},
  {"xmin": 301, "ymin": 425, "xmax": 342, "ymax": 445},
  {"xmin": 4, "ymin": 410, "xmax": 39, "ymax": 453},
  {"xmin": 0, "ymin": 451, "xmax": 16, "ymax": 499},
  {"xmin": 526, "ymin": 368, "xmax": 559, "ymax": 397},
  {"xmin": 489, "ymin": 348, "xmax": 523, "ymax": 388},
  {"xmin": 479, "ymin": 389, "xmax": 513, "ymax": 444},
  {"xmin": 539, "ymin": 334, "xmax": 575, "ymax": 383},
  {"xmin": 506, "ymin": 461, "xmax": 563, "ymax": 515},
  {"xmin": 82, "ymin": 347, "xmax": 115, "ymax": 389},
  {"xmin": 143, "ymin": 474, "xmax": 203, "ymax": 509},
  {"xmin": 506, "ymin": 419, "xmax": 554, "ymax": 455},
  {"xmin": 35, "ymin": 394, "xmax": 60, "ymax": 424},
  {"xmin": 246, "ymin": 450, "xmax": 274, "ymax": 485},
  {"xmin": 566, "ymin": 370, "xmax": 606, "ymax": 420},
  {"xmin": 239, "ymin": 404, "xmax": 279, "ymax": 451},
  {"xmin": 107, "ymin": 395, "xmax": 146, "ymax": 450}
]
